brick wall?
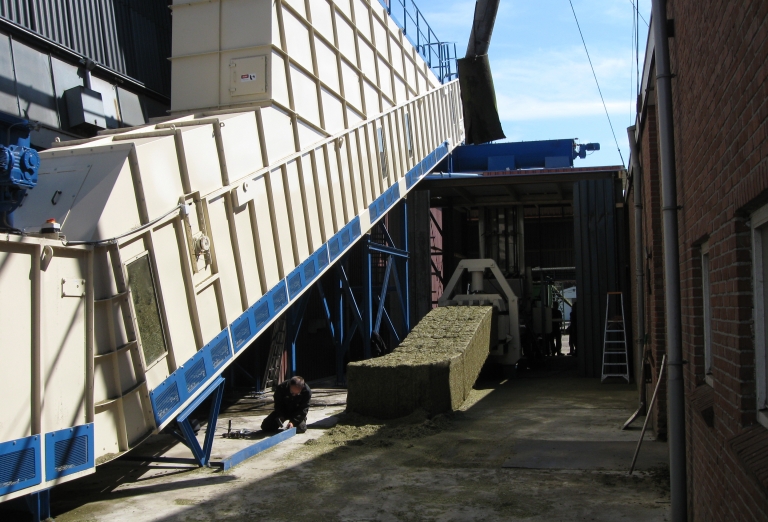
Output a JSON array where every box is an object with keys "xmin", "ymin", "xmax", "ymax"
[
  {"xmin": 638, "ymin": 0, "xmax": 768, "ymax": 519},
  {"xmin": 638, "ymin": 107, "xmax": 668, "ymax": 437}
]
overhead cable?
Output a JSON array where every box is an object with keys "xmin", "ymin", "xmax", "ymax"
[{"xmin": 568, "ymin": 0, "xmax": 626, "ymax": 167}]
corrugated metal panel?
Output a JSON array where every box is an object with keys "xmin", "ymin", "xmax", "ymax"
[
  {"xmin": 574, "ymin": 178, "xmax": 625, "ymax": 378},
  {"xmin": 0, "ymin": 0, "xmax": 170, "ymax": 96}
]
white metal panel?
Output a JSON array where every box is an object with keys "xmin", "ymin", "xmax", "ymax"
[
  {"xmin": 321, "ymin": 88, "xmax": 345, "ymax": 134},
  {"xmin": 231, "ymin": 203, "xmax": 262, "ymax": 301},
  {"xmin": 172, "ymin": 55, "xmax": 220, "ymax": 112},
  {"xmin": 335, "ymin": 12, "xmax": 356, "ymax": 64},
  {"xmin": 284, "ymin": 159, "xmax": 310, "ymax": 261},
  {"xmin": 310, "ymin": 0, "xmax": 335, "ymax": 42},
  {"xmin": 372, "ymin": 14, "xmax": 389, "ymax": 57},
  {"xmin": 354, "ymin": 0, "xmax": 372, "ymax": 41},
  {"xmin": 270, "ymin": 52, "xmax": 291, "ymax": 108},
  {"xmin": 250, "ymin": 174, "xmax": 281, "ymax": 288},
  {"xmin": 290, "ymin": 66, "xmax": 321, "ymax": 128},
  {"xmin": 268, "ymin": 168, "xmax": 297, "ymax": 273},
  {"xmin": 178, "ymin": 125, "xmax": 223, "ymax": 195},
  {"xmin": 299, "ymin": 154, "xmax": 323, "ymax": 251},
  {"xmin": 364, "ymin": 81, "xmax": 379, "ymax": 118},
  {"xmin": 261, "ymin": 107, "xmax": 297, "ymax": 163},
  {"xmin": 315, "ymin": 38, "xmax": 340, "ymax": 93},
  {"xmin": 297, "ymin": 120, "xmax": 325, "ymax": 151},
  {"xmin": 359, "ymin": 40, "xmax": 376, "ymax": 81},
  {"xmin": 41, "ymin": 254, "xmax": 86, "ymax": 433},
  {"xmin": 312, "ymin": 148, "xmax": 335, "ymax": 239},
  {"xmin": 341, "ymin": 61, "xmax": 363, "ymax": 112},
  {"xmin": 0, "ymin": 246, "xmax": 32, "ymax": 442},
  {"xmin": 325, "ymin": 143, "xmax": 347, "ymax": 226},
  {"xmin": 220, "ymin": 0, "xmax": 272, "ymax": 50},
  {"xmin": 94, "ymin": 404, "xmax": 121, "ymax": 458},
  {"xmin": 171, "ymin": 1, "xmax": 219, "ymax": 56},
  {"xmin": 206, "ymin": 195, "xmax": 243, "ymax": 322},
  {"xmin": 283, "ymin": 9, "xmax": 313, "ymax": 73},
  {"xmin": 133, "ymin": 137, "xmax": 185, "ymax": 222},
  {"xmin": 151, "ymin": 222, "xmax": 198, "ymax": 364},
  {"xmin": 218, "ymin": 112, "xmax": 263, "ymax": 182}
]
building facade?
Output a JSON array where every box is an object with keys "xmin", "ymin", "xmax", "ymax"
[
  {"xmin": 629, "ymin": 1, "xmax": 768, "ymax": 519},
  {"xmin": 0, "ymin": 0, "xmax": 171, "ymax": 148}
]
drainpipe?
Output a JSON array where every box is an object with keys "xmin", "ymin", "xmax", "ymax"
[
  {"xmin": 627, "ymin": 126, "xmax": 645, "ymax": 403},
  {"xmin": 651, "ymin": 1, "xmax": 687, "ymax": 520}
]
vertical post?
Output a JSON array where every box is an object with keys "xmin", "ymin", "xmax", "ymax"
[
  {"xmin": 402, "ymin": 199, "xmax": 410, "ymax": 332},
  {"xmin": 651, "ymin": 1, "xmax": 687, "ymax": 520},
  {"xmin": 362, "ymin": 233, "xmax": 373, "ymax": 358}
]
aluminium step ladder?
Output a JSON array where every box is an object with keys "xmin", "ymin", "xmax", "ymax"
[{"xmin": 601, "ymin": 292, "xmax": 630, "ymax": 383}]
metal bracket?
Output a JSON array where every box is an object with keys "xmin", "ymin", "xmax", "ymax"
[{"xmin": 173, "ymin": 376, "xmax": 225, "ymax": 467}]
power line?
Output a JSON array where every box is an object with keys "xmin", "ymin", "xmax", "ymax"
[
  {"xmin": 628, "ymin": 0, "xmax": 650, "ymax": 27},
  {"xmin": 568, "ymin": 0, "xmax": 626, "ymax": 167}
]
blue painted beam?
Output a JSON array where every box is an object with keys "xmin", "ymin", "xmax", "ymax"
[{"xmin": 210, "ymin": 428, "xmax": 296, "ymax": 471}]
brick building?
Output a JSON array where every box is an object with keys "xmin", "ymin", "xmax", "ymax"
[{"xmin": 628, "ymin": 1, "xmax": 768, "ymax": 519}]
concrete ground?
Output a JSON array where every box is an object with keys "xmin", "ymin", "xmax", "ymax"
[{"xmin": 3, "ymin": 361, "xmax": 671, "ymax": 521}]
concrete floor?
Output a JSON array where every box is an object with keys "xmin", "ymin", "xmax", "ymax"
[{"xmin": 3, "ymin": 361, "xmax": 671, "ymax": 521}]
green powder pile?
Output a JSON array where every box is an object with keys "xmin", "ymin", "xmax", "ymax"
[{"xmin": 346, "ymin": 306, "xmax": 494, "ymax": 418}]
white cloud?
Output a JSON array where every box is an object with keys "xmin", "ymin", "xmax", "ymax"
[{"xmin": 489, "ymin": 47, "xmax": 632, "ymax": 121}]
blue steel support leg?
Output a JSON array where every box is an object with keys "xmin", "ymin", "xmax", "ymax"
[
  {"xmin": 176, "ymin": 376, "xmax": 225, "ymax": 467},
  {"xmin": 287, "ymin": 291, "xmax": 312, "ymax": 377},
  {"xmin": 25, "ymin": 489, "xmax": 50, "ymax": 522},
  {"xmin": 402, "ymin": 199, "xmax": 410, "ymax": 333},
  {"xmin": 362, "ymin": 233, "xmax": 373, "ymax": 358}
]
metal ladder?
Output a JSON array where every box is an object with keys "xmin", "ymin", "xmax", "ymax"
[
  {"xmin": 262, "ymin": 317, "xmax": 287, "ymax": 391},
  {"xmin": 601, "ymin": 292, "xmax": 630, "ymax": 383}
]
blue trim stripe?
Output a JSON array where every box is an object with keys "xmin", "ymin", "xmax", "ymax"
[
  {"xmin": 150, "ymin": 330, "xmax": 232, "ymax": 425},
  {"xmin": 44, "ymin": 424, "xmax": 94, "ymax": 481},
  {"xmin": 0, "ymin": 434, "xmax": 41, "ymax": 495}
]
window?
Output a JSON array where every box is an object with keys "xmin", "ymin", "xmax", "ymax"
[
  {"xmin": 701, "ymin": 241, "xmax": 713, "ymax": 385},
  {"xmin": 753, "ymin": 203, "xmax": 768, "ymax": 427},
  {"xmin": 377, "ymin": 125, "xmax": 388, "ymax": 178},
  {"xmin": 127, "ymin": 254, "xmax": 168, "ymax": 367}
]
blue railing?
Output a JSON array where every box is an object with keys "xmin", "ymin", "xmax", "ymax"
[{"xmin": 378, "ymin": 0, "xmax": 458, "ymax": 83}]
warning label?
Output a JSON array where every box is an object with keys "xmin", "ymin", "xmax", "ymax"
[{"xmin": 241, "ymin": 73, "xmax": 257, "ymax": 82}]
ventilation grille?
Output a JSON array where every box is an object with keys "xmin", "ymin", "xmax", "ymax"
[
  {"xmin": 304, "ymin": 261, "xmax": 316, "ymax": 280},
  {"xmin": 0, "ymin": 447, "xmax": 36, "ymax": 487},
  {"xmin": 210, "ymin": 338, "xmax": 230, "ymax": 368},
  {"xmin": 233, "ymin": 319, "xmax": 252, "ymax": 349},
  {"xmin": 184, "ymin": 359, "xmax": 207, "ymax": 393},
  {"xmin": 155, "ymin": 382, "xmax": 180, "ymax": 420},
  {"xmin": 272, "ymin": 288, "xmax": 287, "ymax": 312},
  {"xmin": 54, "ymin": 436, "xmax": 88, "ymax": 472}
]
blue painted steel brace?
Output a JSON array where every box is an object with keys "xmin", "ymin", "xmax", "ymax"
[
  {"xmin": 25, "ymin": 489, "xmax": 50, "ymax": 522},
  {"xmin": 285, "ymin": 291, "xmax": 312, "ymax": 377},
  {"xmin": 174, "ymin": 376, "xmax": 226, "ymax": 467}
]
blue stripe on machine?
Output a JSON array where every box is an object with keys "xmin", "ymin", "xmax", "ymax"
[
  {"xmin": 45, "ymin": 424, "xmax": 94, "ymax": 481},
  {"xmin": 0, "ymin": 435, "xmax": 41, "ymax": 495}
]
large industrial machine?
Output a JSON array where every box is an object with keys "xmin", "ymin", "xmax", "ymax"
[{"xmin": 0, "ymin": 0, "xmax": 462, "ymax": 508}]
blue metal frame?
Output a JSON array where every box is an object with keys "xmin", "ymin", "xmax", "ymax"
[
  {"xmin": 210, "ymin": 428, "xmax": 296, "ymax": 471},
  {"xmin": 172, "ymin": 376, "xmax": 225, "ymax": 467},
  {"xmin": 25, "ymin": 489, "xmax": 50, "ymax": 522}
]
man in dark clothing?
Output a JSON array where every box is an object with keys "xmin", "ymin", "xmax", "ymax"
[{"xmin": 261, "ymin": 376, "xmax": 311, "ymax": 434}]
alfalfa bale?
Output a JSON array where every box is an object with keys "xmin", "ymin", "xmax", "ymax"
[{"xmin": 346, "ymin": 306, "xmax": 494, "ymax": 418}]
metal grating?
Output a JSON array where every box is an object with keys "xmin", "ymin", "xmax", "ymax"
[
  {"xmin": 210, "ymin": 338, "xmax": 230, "ymax": 368},
  {"xmin": 53, "ymin": 435, "xmax": 87, "ymax": 472},
  {"xmin": 272, "ymin": 287, "xmax": 287, "ymax": 312},
  {"xmin": 154, "ymin": 382, "xmax": 180, "ymax": 420},
  {"xmin": 254, "ymin": 302, "xmax": 270, "ymax": 329},
  {"xmin": 232, "ymin": 320, "xmax": 252, "ymax": 349},
  {"xmin": 317, "ymin": 246, "xmax": 329, "ymax": 269},
  {"xmin": 289, "ymin": 273, "xmax": 302, "ymax": 296},
  {"xmin": 0, "ymin": 447, "xmax": 35, "ymax": 487},
  {"xmin": 304, "ymin": 260, "xmax": 316, "ymax": 280},
  {"xmin": 184, "ymin": 359, "xmax": 207, "ymax": 393}
]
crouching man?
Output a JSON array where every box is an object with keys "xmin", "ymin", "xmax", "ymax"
[{"xmin": 261, "ymin": 376, "xmax": 311, "ymax": 434}]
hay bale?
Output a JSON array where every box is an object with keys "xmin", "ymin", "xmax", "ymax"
[{"xmin": 346, "ymin": 306, "xmax": 494, "ymax": 418}]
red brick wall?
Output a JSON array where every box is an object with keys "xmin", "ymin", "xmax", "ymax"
[
  {"xmin": 646, "ymin": 0, "xmax": 768, "ymax": 519},
  {"xmin": 638, "ymin": 107, "xmax": 668, "ymax": 437}
]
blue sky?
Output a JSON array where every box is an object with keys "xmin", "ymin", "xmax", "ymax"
[{"xmin": 408, "ymin": 0, "xmax": 652, "ymax": 168}]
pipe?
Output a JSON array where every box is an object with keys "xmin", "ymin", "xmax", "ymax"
[
  {"xmin": 650, "ymin": 2, "xmax": 687, "ymax": 520},
  {"xmin": 628, "ymin": 125, "xmax": 646, "ymax": 403}
]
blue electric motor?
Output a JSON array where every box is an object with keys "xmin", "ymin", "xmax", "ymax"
[{"xmin": 0, "ymin": 120, "xmax": 40, "ymax": 230}]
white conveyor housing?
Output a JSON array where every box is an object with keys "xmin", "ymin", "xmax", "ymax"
[{"xmin": 0, "ymin": 0, "xmax": 463, "ymax": 502}]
